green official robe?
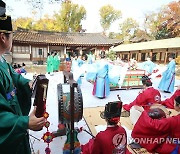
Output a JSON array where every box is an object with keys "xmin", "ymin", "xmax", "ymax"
[
  {"xmin": 46, "ymin": 55, "xmax": 54, "ymax": 73},
  {"xmin": 53, "ymin": 55, "xmax": 60, "ymax": 71},
  {"xmin": 0, "ymin": 58, "xmax": 32, "ymax": 154}
]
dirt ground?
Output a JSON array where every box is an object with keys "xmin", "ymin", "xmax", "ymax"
[{"xmin": 25, "ymin": 65, "xmax": 47, "ymax": 74}]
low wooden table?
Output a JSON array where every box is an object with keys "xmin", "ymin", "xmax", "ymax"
[{"xmin": 110, "ymin": 69, "xmax": 145, "ymax": 90}]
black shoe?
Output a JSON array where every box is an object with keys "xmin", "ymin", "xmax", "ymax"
[{"xmin": 164, "ymin": 91, "xmax": 171, "ymax": 93}]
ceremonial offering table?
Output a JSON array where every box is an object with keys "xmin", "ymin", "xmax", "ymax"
[{"xmin": 110, "ymin": 69, "xmax": 145, "ymax": 90}]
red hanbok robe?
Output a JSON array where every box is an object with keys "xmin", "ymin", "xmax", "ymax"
[
  {"xmin": 123, "ymin": 87, "xmax": 161, "ymax": 111},
  {"xmin": 132, "ymin": 111, "xmax": 180, "ymax": 153},
  {"xmin": 161, "ymin": 89, "xmax": 180, "ymax": 109},
  {"xmin": 82, "ymin": 125, "xmax": 127, "ymax": 154}
]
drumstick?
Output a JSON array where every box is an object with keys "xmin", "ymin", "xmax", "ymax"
[{"xmin": 78, "ymin": 127, "xmax": 95, "ymax": 138}]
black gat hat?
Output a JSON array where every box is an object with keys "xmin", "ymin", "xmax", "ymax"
[{"xmin": 100, "ymin": 101, "xmax": 122, "ymax": 119}]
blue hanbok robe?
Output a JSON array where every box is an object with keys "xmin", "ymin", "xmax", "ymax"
[
  {"xmin": 158, "ymin": 60, "xmax": 176, "ymax": 93},
  {"xmin": 72, "ymin": 59, "xmax": 83, "ymax": 85},
  {"xmin": 86, "ymin": 63, "xmax": 98, "ymax": 82},
  {"xmin": 142, "ymin": 60, "xmax": 156, "ymax": 74},
  {"xmin": 93, "ymin": 64, "xmax": 110, "ymax": 98}
]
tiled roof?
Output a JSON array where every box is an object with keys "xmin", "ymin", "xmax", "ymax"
[{"xmin": 13, "ymin": 28, "xmax": 120, "ymax": 46}]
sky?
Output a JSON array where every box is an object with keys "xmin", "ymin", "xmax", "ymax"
[{"xmin": 4, "ymin": 0, "xmax": 178, "ymax": 33}]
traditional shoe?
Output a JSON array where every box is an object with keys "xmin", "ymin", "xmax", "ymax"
[
  {"xmin": 121, "ymin": 110, "xmax": 130, "ymax": 117},
  {"xmin": 164, "ymin": 91, "xmax": 171, "ymax": 93}
]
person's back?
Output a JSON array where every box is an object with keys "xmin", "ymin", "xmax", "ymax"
[
  {"xmin": 123, "ymin": 76, "xmax": 161, "ymax": 111},
  {"xmin": 132, "ymin": 107, "xmax": 180, "ymax": 153},
  {"xmin": 82, "ymin": 101, "xmax": 128, "ymax": 154},
  {"xmin": 92, "ymin": 125, "xmax": 127, "ymax": 154},
  {"xmin": 136, "ymin": 87, "xmax": 161, "ymax": 108}
]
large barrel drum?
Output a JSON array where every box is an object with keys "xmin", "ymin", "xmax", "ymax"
[{"xmin": 57, "ymin": 83, "xmax": 83, "ymax": 124}]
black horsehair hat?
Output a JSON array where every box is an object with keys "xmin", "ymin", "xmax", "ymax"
[
  {"xmin": 175, "ymin": 96, "xmax": 180, "ymax": 105},
  {"xmin": 0, "ymin": 0, "xmax": 13, "ymax": 33},
  {"xmin": 169, "ymin": 53, "xmax": 175, "ymax": 59},
  {"xmin": 100, "ymin": 101, "xmax": 122, "ymax": 119}
]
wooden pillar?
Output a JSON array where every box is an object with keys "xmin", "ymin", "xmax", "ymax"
[
  {"xmin": 79, "ymin": 47, "xmax": 82, "ymax": 56},
  {"xmin": 150, "ymin": 50, "xmax": 153, "ymax": 59},
  {"xmin": 160, "ymin": 52, "xmax": 162, "ymax": 63},
  {"xmin": 47, "ymin": 45, "xmax": 49, "ymax": 53},
  {"xmin": 164, "ymin": 51, "xmax": 168, "ymax": 64},
  {"xmin": 127, "ymin": 52, "xmax": 130, "ymax": 61},
  {"xmin": 29, "ymin": 45, "xmax": 32, "ymax": 61},
  {"xmin": 137, "ymin": 51, "xmax": 141, "ymax": 62},
  {"xmin": 64, "ymin": 46, "xmax": 67, "ymax": 54}
]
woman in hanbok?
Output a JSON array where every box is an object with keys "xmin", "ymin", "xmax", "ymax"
[{"xmin": 158, "ymin": 54, "xmax": 176, "ymax": 93}]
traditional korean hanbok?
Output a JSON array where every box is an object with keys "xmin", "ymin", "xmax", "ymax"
[
  {"xmin": 46, "ymin": 55, "xmax": 54, "ymax": 73},
  {"xmin": 92, "ymin": 61, "xmax": 110, "ymax": 98},
  {"xmin": 123, "ymin": 87, "xmax": 161, "ymax": 111},
  {"xmin": 72, "ymin": 59, "xmax": 84, "ymax": 85},
  {"xmin": 141, "ymin": 60, "xmax": 156, "ymax": 75},
  {"xmin": 86, "ymin": 63, "xmax": 98, "ymax": 83},
  {"xmin": 158, "ymin": 59, "xmax": 176, "ymax": 93},
  {"xmin": 161, "ymin": 89, "xmax": 180, "ymax": 109},
  {"xmin": 82, "ymin": 126, "xmax": 127, "ymax": 154},
  {"xmin": 53, "ymin": 54, "xmax": 60, "ymax": 72},
  {"xmin": 0, "ymin": 57, "xmax": 32, "ymax": 153},
  {"xmin": 132, "ymin": 111, "xmax": 180, "ymax": 153}
]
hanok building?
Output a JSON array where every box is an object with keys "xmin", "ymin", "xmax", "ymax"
[
  {"xmin": 8, "ymin": 28, "xmax": 120, "ymax": 64},
  {"xmin": 112, "ymin": 37, "xmax": 180, "ymax": 63}
]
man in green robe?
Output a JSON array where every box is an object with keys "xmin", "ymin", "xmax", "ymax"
[
  {"xmin": 47, "ymin": 52, "xmax": 54, "ymax": 74},
  {"xmin": 53, "ymin": 52, "xmax": 60, "ymax": 72},
  {"xmin": 0, "ymin": 1, "xmax": 45, "ymax": 153}
]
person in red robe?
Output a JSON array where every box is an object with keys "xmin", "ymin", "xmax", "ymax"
[
  {"xmin": 81, "ymin": 102, "xmax": 128, "ymax": 154},
  {"xmin": 132, "ymin": 106, "xmax": 180, "ymax": 153},
  {"xmin": 123, "ymin": 75, "xmax": 161, "ymax": 112},
  {"xmin": 161, "ymin": 86, "xmax": 180, "ymax": 109}
]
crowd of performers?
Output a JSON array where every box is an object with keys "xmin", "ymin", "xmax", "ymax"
[
  {"xmin": 77, "ymin": 53, "xmax": 178, "ymax": 153},
  {"xmin": 46, "ymin": 52, "xmax": 61, "ymax": 74},
  {"xmin": 69, "ymin": 51, "xmax": 175, "ymax": 100},
  {"xmin": 81, "ymin": 75, "xmax": 180, "ymax": 154},
  {"xmin": 12, "ymin": 62, "xmax": 27, "ymax": 74}
]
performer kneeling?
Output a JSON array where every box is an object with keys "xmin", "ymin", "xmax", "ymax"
[
  {"xmin": 122, "ymin": 75, "xmax": 161, "ymax": 113},
  {"xmin": 81, "ymin": 102, "xmax": 128, "ymax": 154}
]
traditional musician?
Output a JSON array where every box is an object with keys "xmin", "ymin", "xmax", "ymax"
[
  {"xmin": 0, "ymin": 1, "xmax": 45, "ymax": 153},
  {"xmin": 161, "ymin": 86, "xmax": 180, "ymax": 109},
  {"xmin": 81, "ymin": 102, "xmax": 128, "ymax": 154},
  {"xmin": 132, "ymin": 105, "xmax": 180, "ymax": 153},
  {"xmin": 123, "ymin": 75, "xmax": 161, "ymax": 112}
]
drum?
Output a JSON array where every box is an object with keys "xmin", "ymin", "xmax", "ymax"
[{"xmin": 57, "ymin": 83, "xmax": 83, "ymax": 124}]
